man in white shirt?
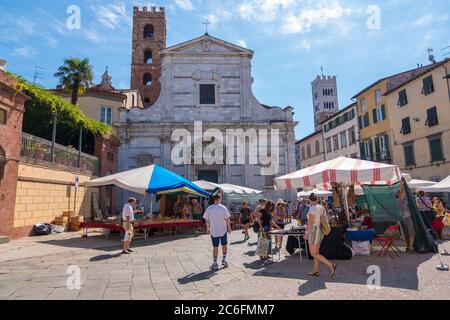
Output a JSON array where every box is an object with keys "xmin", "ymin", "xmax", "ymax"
[
  {"xmin": 122, "ymin": 197, "xmax": 140, "ymax": 255},
  {"xmin": 203, "ymin": 194, "xmax": 231, "ymax": 270}
]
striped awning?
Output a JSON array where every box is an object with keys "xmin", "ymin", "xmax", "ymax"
[{"xmin": 274, "ymin": 156, "xmax": 401, "ymax": 191}]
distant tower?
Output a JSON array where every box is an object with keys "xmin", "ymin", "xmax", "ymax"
[
  {"xmin": 311, "ymin": 73, "xmax": 339, "ymax": 130},
  {"xmin": 95, "ymin": 66, "xmax": 115, "ymax": 91},
  {"xmin": 130, "ymin": 6, "xmax": 167, "ymax": 108}
]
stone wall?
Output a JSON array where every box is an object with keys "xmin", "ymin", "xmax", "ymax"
[{"xmin": 12, "ymin": 162, "xmax": 98, "ymax": 238}]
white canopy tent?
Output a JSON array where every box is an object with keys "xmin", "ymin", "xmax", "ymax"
[
  {"xmin": 421, "ymin": 175, "xmax": 450, "ymax": 193},
  {"xmin": 274, "ymin": 157, "xmax": 401, "ymax": 224},
  {"xmin": 192, "ymin": 181, "xmax": 263, "ymax": 195}
]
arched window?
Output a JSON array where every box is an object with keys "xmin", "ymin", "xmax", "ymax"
[
  {"xmin": 144, "ymin": 50, "xmax": 153, "ymax": 64},
  {"xmin": 301, "ymin": 147, "xmax": 305, "ymax": 160},
  {"xmin": 306, "ymin": 145, "xmax": 311, "ymax": 158},
  {"xmin": 315, "ymin": 141, "xmax": 320, "ymax": 155},
  {"xmin": 143, "ymin": 73, "xmax": 152, "ymax": 86},
  {"xmin": 144, "ymin": 24, "xmax": 154, "ymax": 38}
]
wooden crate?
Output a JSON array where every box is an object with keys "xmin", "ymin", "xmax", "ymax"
[{"xmin": 69, "ymin": 216, "xmax": 84, "ymax": 231}]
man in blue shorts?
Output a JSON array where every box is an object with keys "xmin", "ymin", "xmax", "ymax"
[{"xmin": 203, "ymin": 194, "xmax": 232, "ymax": 270}]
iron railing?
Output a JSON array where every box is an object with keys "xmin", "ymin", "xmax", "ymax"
[{"xmin": 21, "ymin": 132, "xmax": 98, "ymax": 175}]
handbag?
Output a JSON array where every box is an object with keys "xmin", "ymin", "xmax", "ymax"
[
  {"xmin": 255, "ymin": 236, "xmax": 270, "ymax": 257},
  {"xmin": 443, "ymin": 213, "xmax": 450, "ymax": 227},
  {"xmin": 320, "ymin": 209, "xmax": 331, "ymax": 236}
]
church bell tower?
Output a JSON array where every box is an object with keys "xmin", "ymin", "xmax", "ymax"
[{"xmin": 130, "ymin": 6, "xmax": 166, "ymax": 108}]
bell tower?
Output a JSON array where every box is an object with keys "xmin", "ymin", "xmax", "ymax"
[{"xmin": 131, "ymin": 6, "xmax": 166, "ymax": 108}]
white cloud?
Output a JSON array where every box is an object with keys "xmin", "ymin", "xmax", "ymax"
[
  {"xmin": 13, "ymin": 46, "xmax": 37, "ymax": 57},
  {"xmin": 237, "ymin": 0, "xmax": 352, "ymax": 35},
  {"xmin": 281, "ymin": 2, "xmax": 350, "ymax": 34},
  {"xmin": 95, "ymin": 2, "xmax": 130, "ymax": 29},
  {"xmin": 84, "ymin": 29, "xmax": 107, "ymax": 44},
  {"xmin": 46, "ymin": 36, "xmax": 59, "ymax": 48},
  {"xmin": 15, "ymin": 17, "xmax": 35, "ymax": 35},
  {"xmin": 174, "ymin": 0, "xmax": 194, "ymax": 11},
  {"xmin": 412, "ymin": 14, "xmax": 448, "ymax": 27},
  {"xmin": 236, "ymin": 39, "xmax": 247, "ymax": 48}
]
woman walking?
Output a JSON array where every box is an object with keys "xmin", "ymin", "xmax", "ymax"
[
  {"xmin": 259, "ymin": 201, "xmax": 281, "ymax": 266},
  {"xmin": 274, "ymin": 199, "xmax": 287, "ymax": 249},
  {"xmin": 239, "ymin": 201, "xmax": 252, "ymax": 241},
  {"xmin": 304, "ymin": 193, "xmax": 337, "ymax": 278}
]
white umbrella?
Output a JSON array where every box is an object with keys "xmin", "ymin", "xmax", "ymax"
[{"xmin": 192, "ymin": 181, "xmax": 263, "ymax": 195}]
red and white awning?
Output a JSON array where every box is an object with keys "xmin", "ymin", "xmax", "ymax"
[{"xmin": 274, "ymin": 156, "xmax": 401, "ymax": 191}]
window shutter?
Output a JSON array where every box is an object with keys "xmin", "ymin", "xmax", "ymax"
[
  {"xmin": 374, "ymin": 137, "xmax": 381, "ymax": 161},
  {"xmin": 364, "ymin": 113, "xmax": 370, "ymax": 127},
  {"xmin": 384, "ymin": 134, "xmax": 390, "ymax": 156},
  {"xmin": 372, "ymin": 108, "xmax": 378, "ymax": 124},
  {"xmin": 380, "ymin": 105, "xmax": 386, "ymax": 120},
  {"xmin": 359, "ymin": 142, "xmax": 366, "ymax": 159}
]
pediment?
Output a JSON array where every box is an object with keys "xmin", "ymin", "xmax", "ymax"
[{"xmin": 162, "ymin": 34, "xmax": 253, "ymax": 56}]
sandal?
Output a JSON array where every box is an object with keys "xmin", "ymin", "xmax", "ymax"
[
  {"xmin": 307, "ymin": 272, "xmax": 320, "ymax": 277},
  {"xmin": 331, "ymin": 264, "xmax": 337, "ymax": 278}
]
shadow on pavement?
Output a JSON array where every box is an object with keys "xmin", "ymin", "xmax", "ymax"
[
  {"xmin": 38, "ymin": 232, "xmax": 204, "ymax": 252},
  {"xmin": 249, "ymin": 245, "xmax": 435, "ymax": 295},
  {"xmin": 90, "ymin": 253, "xmax": 122, "ymax": 261},
  {"xmin": 177, "ymin": 270, "xmax": 218, "ymax": 284},
  {"xmin": 298, "ymin": 277, "xmax": 327, "ymax": 296}
]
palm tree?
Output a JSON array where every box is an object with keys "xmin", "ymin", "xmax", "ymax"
[{"xmin": 54, "ymin": 58, "xmax": 93, "ymax": 105}]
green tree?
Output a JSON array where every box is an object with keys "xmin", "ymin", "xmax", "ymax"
[{"xmin": 54, "ymin": 57, "xmax": 93, "ymax": 105}]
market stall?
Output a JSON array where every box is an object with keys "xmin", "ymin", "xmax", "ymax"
[
  {"xmin": 421, "ymin": 174, "xmax": 450, "ymax": 193},
  {"xmin": 193, "ymin": 180, "xmax": 265, "ymax": 210},
  {"xmin": 81, "ymin": 164, "xmax": 210, "ymax": 238}
]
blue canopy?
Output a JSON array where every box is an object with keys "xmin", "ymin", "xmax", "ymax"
[{"xmin": 85, "ymin": 164, "xmax": 210, "ymax": 197}]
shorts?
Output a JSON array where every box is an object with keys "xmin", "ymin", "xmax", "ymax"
[
  {"xmin": 242, "ymin": 218, "xmax": 250, "ymax": 225},
  {"xmin": 402, "ymin": 217, "xmax": 415, "ymax": 239},
  {"xmin": 211, "ymin": 233, "xmax": 228, "ymax": 247},
  {"xmin": 123, "ymin": 223, "xmax": 134, "ymax": 242}
]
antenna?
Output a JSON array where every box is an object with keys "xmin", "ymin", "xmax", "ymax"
[
  {"xmin": 320, "ymin": 66, "xmax": 324, "ymax": 77},
  {"xmin": 442, "ymin": 45, "xmax": 450, "ymax": 58},
  {"xmin": 33, "ymin": 66, "xmax": 46, "ymax": 84},
  {"xmin": 428, "ymin": 48, "xmax": 436, "ymax": 64}
]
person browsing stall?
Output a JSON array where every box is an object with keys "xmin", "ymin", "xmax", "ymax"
[
  {"xmin": 122, "ymin": 197, "xmax": 141, "ymax": 255},
  {"xmin": 203, "ymin": 194, "xmax": 232, "ymax": 270},
  {"xmin": 396, "ymin": 186, "xmax": 416, "ymax": 253},
  {"xmin": 304, "ymin": 193, "xmax": 337, "ymax": 277}
]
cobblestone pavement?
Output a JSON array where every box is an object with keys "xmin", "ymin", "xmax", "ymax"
[{"xmin": 0, "ymin": 228, "xmax": 449, "ymax": 300}]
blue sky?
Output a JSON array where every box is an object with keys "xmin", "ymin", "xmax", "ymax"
[{"xmin": 1, "ymin": 0, "xmax": 449, "ymax": 140}]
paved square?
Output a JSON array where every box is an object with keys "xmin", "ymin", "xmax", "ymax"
[{"xmin": 0, "ymin": 229, "xmax": 449, "ymax": 300}]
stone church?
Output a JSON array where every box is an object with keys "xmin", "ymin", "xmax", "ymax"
[{"xmin": 116, "ymin": 6, "xmax": 297, "ymax": 204}]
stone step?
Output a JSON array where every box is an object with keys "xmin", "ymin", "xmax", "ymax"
[{"xmin": 0, "ymin": 236, "xmax": 10, "ymax": 244}]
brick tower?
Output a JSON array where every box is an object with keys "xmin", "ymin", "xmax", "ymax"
[{"xmin": 131, "ymin": 6, "xmax": 166, "ymax": 107}]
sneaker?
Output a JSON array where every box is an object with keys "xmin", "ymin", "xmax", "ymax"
[
  {"xmin": 127, "ymin": 249, "xmax": 134, "ymax": 253},
  {"xmin": 121, "ymin": 250, "xmax": 130, "ymax": 255},
  {"xmin": 222, "ymin": 260, "xmax": 229, "ymax": 268},
  {"xmin": 210, "ymin": 262, "xmax": 219, "ymax": 270}
]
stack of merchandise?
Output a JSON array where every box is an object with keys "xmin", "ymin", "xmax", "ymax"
[{"xmin": 69, "ymin": 215, "xmax": 84, "ymax": 231}]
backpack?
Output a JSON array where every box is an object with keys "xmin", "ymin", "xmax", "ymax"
[{"xmin": 320, "ymin": 209, "xmax": 331, "ymax": 236}]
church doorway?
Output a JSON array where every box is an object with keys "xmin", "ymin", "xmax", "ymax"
[{"xmin": 198, "ymin": 170, "xmax": 218, "ymax": 183}]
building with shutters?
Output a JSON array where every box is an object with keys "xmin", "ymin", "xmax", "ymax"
[
  {"xmin": 385, "ymin": 58, "xmax": 450, "ymax": 183},
  {"xmin": 322, "ymin": 102, "xmax": 359, "ymax": 161},
  {"xmin": 297, "ymin": 130, "xmax": 325, "ymax": 169},
  {"xmin": 353, "ymin": 64, "xmax": 440, "ymax": 164}
]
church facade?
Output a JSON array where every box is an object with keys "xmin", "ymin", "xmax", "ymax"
[{"xmin": 116, "ymin": 7, "xmax": 297, "ymax": 205}]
